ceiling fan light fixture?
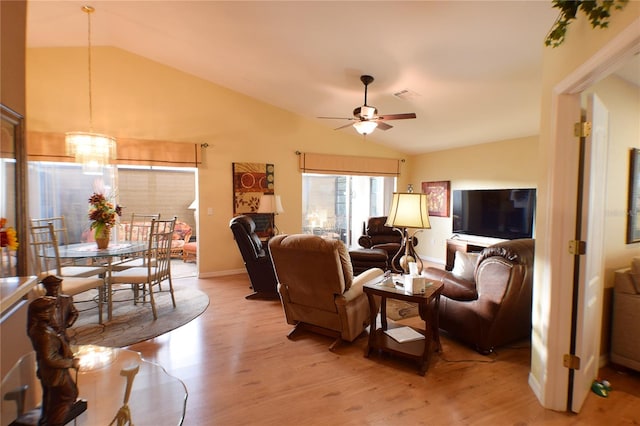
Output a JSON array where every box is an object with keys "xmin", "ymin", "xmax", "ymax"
[{"xmin": 354, "ymin": 121, "xmax": 378, "ymax": 135}]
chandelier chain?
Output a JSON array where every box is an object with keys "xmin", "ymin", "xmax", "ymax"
[{"xmin": 84, "ymin": 5, "xmax": 94, "ymax": 131}]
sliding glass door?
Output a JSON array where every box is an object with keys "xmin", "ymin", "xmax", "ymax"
[
  {"xmin": 27, "ymin": 162, "xmax": 196, "ymax": 244},
  {"xmin": 302, "ymin": 173, "xmax": 395, "ymax": 247}
]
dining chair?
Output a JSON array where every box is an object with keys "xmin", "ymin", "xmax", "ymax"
[
  {"xmin": 30, "ymin": 216, "xmax": 78, "ymax": 266},
  {"xmin": 29, "ymin": 223, "xmax": 106, "ymax": 279},
  {"xmin": 30, "ymin": 216, "xmax": 71, "ymax": 245},
  {"xmin": 110, "ymin": 217, "xmax": 177, "ymax": 320},
  {"xmin": 112, "ymin": 213, "xmax": 160, "ymax": 271},
  {"xmin": 29, "ymin": 223, "xmax": 106, "ymax": 323}
]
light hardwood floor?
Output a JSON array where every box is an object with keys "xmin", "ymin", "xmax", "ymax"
[{"xmin": 128, "ymin": 274, "xmax": 640, "ymax": 425}]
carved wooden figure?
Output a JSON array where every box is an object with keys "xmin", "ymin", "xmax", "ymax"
[{"xmin": 27, "ymin": 296, "xmax": 86, "ymax": 426}]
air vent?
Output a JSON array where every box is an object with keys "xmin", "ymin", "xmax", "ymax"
[{"xmin": 393, "ymin": 89, "xmax": 420, "ymax": 100}]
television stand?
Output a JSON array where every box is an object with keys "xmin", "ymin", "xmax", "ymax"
[{"xmin": 445, "ymin": 238, "xmax": 493, "ymax": 271}]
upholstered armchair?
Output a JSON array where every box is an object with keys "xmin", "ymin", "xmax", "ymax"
[
  {"xmin": 170, "ymin": 221, "xmax": 192, "ymax": 258},
  {"xmin": 357, "ymin": 216, "xmax": 403, "ymax": 271},
  {"xmin": 269, "ymin": 234, "xmax": 385, "ymax": 350},
  {"xmin": 611, "ymin": 260, "xmax": 640, "ymax": 371},
  {"xmin": 423, "ymin": 238, "xmax": 535, "ymax": 354},
  {"xmin": 229, "ymin": 215, "xmax": 278, "ymax": 299}
]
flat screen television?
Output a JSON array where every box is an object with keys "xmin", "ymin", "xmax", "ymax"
[{"xmin": 452, "ymin": 188, "xmax": 536, "ymax": 240}]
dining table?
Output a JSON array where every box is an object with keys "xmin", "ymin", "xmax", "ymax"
[{"xmin": 49, "ymin": 241, "xmax": 148, "ymax": 321}]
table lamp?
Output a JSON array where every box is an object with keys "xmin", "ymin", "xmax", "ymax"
[
  {"xmin": 385, "ymin": 191, "xmax": 431, "ymax": 274},
  {"xmin": 257, "ymin": 194, "xmax": 284, "ymax": 235}
]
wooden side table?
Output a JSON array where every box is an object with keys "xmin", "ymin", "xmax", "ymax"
[{"xmin": 363, "ymin": 279, "xmax": 443, "ymax": 375}]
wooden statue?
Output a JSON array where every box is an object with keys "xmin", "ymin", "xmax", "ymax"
[
  {"xmin": 26, "ymin": 296, "xmax": 86, "ymax": 426},
  {"xmin": 41, "ymin": 275, "xmax": 78, "ymax": 343}
]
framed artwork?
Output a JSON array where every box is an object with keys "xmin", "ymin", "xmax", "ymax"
[
  {"xmin": 232, "ymin": 162, "xmax": 274, "ymax": 238},
  {"xmin": 422, "ymin": 180, "xmax": 450, "ymax": 217},
  {"xmin": 627, "ymin": 149, "xmax": 640, "ymax": 244}
]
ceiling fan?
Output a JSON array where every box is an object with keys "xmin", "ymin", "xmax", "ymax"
[{"xmin": 318, "ymin": 75, "xmax": 417, "ymax": 135}]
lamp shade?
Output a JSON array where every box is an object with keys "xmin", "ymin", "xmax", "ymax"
[
  {"xmin": 257, "ymin": 194, "xmax": 284, "ymax": 214},
  {"xmin": 353, "ymin": 121, "xmax": 378, "ymax": 135},
  {"xmin": 385, "ymin": 192, "xmax": 431, "ymax": 229}
]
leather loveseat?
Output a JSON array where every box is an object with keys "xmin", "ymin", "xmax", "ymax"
[{"xmin": 423, "ymin": 238, "xmax": 534, "ymax": 354}]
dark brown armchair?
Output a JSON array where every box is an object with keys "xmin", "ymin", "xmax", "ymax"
[
  {"xmin": 229, "ymin": 215, "xmax": 278, "ymax": 299},
  {"xmin": 357, "ymin": 216, "xmax": 403, "ymax": 270},
  {"xmin": 423, "ymin": 238, "xmax": 535, "ymax": 354}
]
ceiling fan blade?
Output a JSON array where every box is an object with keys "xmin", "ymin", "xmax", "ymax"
[
  {"xmin": 317, "ymin": 116, "xmax": 354, "ymax": 120},
  {"xmin": 377, "ymin": 113, "xmax": 417, "ymax": 121},
  {"xmin": 334, "ymin": 122, "xmax": 355, "ymax": 130},
  {"xmin": 377, "ymin": 121, "xmax": 393, "ymax": 131}
]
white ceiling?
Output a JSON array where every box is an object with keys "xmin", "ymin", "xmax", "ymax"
[{"xmin": 25, "ymin": 1, "xmax": 635, "ymax": 154}]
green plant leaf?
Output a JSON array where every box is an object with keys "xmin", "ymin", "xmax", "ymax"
[{"xmin": 545, "ymin": 0, "xmax": 628, "ymax": 48}]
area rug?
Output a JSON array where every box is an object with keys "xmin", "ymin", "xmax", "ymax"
[
  {"xmin": 386, "ymin": 299, "xmax": 419, "ymax": 320},
  {"xmin": 67, "ymin": 285, "xmax": 209, "ymax": 347}
]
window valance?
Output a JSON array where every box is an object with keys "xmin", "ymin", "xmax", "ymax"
[
  {"xmin": 26, "ymin": 132, "xmax": 202, "ymax": 167},
  {"xmin": 298, "ymin": 152, "xmax": 401, "ymax": 177}
]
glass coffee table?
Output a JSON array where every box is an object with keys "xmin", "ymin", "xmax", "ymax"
[
  {"xmin": 1, "ymin": 345, "xmax": 187, "ymax": 426},
  {"xmin": 363, "ymin": 278, "xmax": 443, "ymax": 375}
]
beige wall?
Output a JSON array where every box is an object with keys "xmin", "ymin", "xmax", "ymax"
[
  {"xmin": 585, "ymin": 75, "xmax": 640, "ymax": 281},
  {"xmin": 409, "ymin": 136, "xmax": 538, "ymax": 263},
  {"xmin": 585, "ymin": 74, "xmax": 640, "ymax": 356},
  {"xmin": 0, "ymin": 0, "xmax": 26, "ymax": 115},
  {"xmin": 26, "ymin": 47, "xmax": 408, "ymax": 275}
]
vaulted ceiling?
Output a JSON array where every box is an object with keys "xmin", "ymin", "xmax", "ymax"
[{"xmin": 26, "ymin": 1, "xmax": 634, "ymax": 154}]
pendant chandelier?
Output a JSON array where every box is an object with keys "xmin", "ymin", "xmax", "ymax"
[{"xmin": 65, "ymin": 5, "xmax": 116, "ymax": 175}]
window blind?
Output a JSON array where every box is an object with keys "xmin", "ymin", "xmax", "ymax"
[
  {"xmin": 26, "ymin": 131, "xmax": 202, "ymax": 167},
  {"xmin": 298, "ymin": 152, "xmax": 400, "ymax": 176}
]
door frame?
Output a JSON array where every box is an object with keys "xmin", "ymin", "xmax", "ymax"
[{"xmin": 533, "ymin": 18, "xmax": 640, "ymax": 410}]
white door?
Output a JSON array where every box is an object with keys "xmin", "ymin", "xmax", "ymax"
[{"xmin": 571, "ymin": 94, "xmax": 609, "ymax": 412}]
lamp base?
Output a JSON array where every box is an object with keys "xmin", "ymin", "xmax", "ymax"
[
  {"xmin": 398, "ymin": 254, "xmax": 416, "ymax": 275},
  {"xmin": 392, "ymin": 228, "xmax": 424, "ymax": 275}
]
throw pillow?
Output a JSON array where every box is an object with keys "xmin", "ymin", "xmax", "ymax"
[{"xmin": 451, "ymin": 251, "xmax": 480, "ymax": 281}]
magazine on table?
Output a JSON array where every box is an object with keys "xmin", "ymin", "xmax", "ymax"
[{"xmin": 383, "ymin": 326, "xmax": 425, "ymax": 343}]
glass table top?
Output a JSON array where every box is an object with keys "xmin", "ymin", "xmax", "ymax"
[{"xmin": 1, "ymin": 345, "xmax": 187, "ymax": 426}]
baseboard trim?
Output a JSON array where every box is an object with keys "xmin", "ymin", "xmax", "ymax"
[{"xmin": 198, "ymin": 269, "xmax": 247, "ymax": 278}]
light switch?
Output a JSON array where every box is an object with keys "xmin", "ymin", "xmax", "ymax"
[{"xmin": 207, "ymin": 207, "xmax": 213, "ymax": 215}]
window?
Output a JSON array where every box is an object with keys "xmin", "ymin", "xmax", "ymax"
[
  {"xmin": 27, "ymin": 162, "xmax": 196, "ymax": 244},
  {"xmin": 28, "ymin": 162, "xmax": 117, "ymax": 243},
  {"xmin": 302, "ymin": 173, "xmax": 395, "ymax": 247}
]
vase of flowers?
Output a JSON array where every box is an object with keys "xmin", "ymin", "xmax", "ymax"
[{"xmin": 88, "ymin": 192, "xmax": 121, "ymax": 249}]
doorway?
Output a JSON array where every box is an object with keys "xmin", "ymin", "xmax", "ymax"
[{"xmin": 533, "ymin": 18, "xmax": 640, "ymax": 411}]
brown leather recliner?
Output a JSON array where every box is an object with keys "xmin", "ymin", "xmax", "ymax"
[
  {"xmin": 229, "ymin": 215, "xmax": 278, "ymax": 299},
  {"xmin": 423, "ymin": 238, "xmax": 535, "ymax": 354},
  {"xmin": 269, "ymin": 234, "xmax": 384, "ymax": 350},
  {"xmin": 358, "ymin": 216, "xmax": 402, "ymax": 270}
]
